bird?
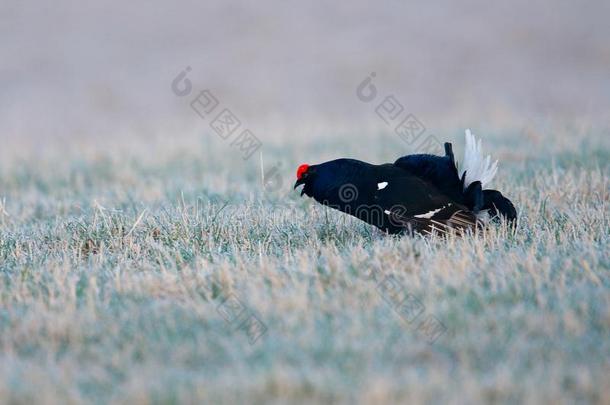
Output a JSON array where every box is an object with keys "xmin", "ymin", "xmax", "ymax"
[{"xmin": 293, "ymin": 129, "xmax": 517, "ymax": 235}]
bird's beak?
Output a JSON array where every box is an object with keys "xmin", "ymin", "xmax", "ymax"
[{"xmin": 293, "ymin": 178, "xmax": 306, "ymax": 196}]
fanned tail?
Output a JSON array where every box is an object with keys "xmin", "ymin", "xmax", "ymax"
[{"xmin": 461, "ymin": 129, "xmax": 498, "ymax": 190}]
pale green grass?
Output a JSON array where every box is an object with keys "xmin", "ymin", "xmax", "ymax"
[{"xmin": 0, "ymin": 125, "xmax": 609, "ymax": 404}]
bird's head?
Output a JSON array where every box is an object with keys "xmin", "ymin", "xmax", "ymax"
[
  {"xmin": 293, "ymin": 163, "xmax": 316, "ymax": 197},
  {"xmin": 294, "ymin": 159, "xmax": 364, "ymax": 199}
]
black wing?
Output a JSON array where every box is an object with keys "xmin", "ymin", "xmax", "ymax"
[
  {"xmin": 393, "ymin": 143, "xmax": 463, "ymax": 202},
  {"xmin": 373, "ymin": 173, "xmax": 478, "ymax": 235}
]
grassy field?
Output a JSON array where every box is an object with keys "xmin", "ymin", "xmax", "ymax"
[{"xmin": 0, "ymin": 123, "xmax": 608, "ymax": 404}]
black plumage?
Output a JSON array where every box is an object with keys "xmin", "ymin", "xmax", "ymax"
[{"xmin": 294, "ymin": 141, "xmax": 516, "ymax": 235}]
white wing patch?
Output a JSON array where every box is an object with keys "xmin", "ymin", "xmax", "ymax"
[
  {"xmin": 414, "ymin": 205, "xmax": 447, "ymax": 219},
  {"xmin": 461, "ymin": 129, "xmax": 498, "ymax": 190},
  {"xmin": 377, "ymin": 181, "xmax": 388, "ymax": 190},
  {"xmin": 385, "ymin": 204, "xmax": 451, "ymax": 218}
]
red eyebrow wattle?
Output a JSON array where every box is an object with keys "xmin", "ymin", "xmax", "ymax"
[{"xmin": 296, "ymin": 164, "xmax": 309, "ymax": 179}]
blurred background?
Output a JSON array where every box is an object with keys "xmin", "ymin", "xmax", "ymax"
[
  {"xmin": 2, "ymin": 0, "xmax": 609, "ymax": 144},
  {"xmin": 1, "ymin": 5, "xmax": 609, "ymax": 403}
]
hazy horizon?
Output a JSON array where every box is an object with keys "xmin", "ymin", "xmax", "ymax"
[{"xmin": 2, "ymin": 0, "xmax": 609, "ymax": 142}]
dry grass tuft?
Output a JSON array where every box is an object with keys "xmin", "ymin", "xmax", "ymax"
[{"xmin": 0, "ymin": 124, "xmax": 608, "ymax": 403}]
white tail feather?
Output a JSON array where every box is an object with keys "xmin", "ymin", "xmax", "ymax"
[{"xmin": 461, "ymin": 129, "xmax": 498, "ymax": 190}]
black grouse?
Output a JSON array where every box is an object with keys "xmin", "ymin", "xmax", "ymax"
[{"xmin": 293, "ymin": 130, "xmax": 517, "ymax": 235}]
